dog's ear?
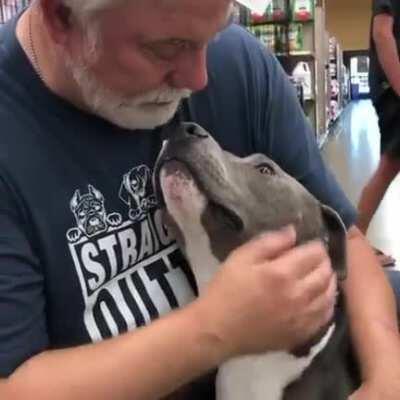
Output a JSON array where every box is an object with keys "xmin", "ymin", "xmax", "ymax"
[
  {"xmin": 89, "ymin": 185, "xmax": 104, "ymax": 202},
  {"xmin": 320, "ymin": 205, "xmax": 347, "ymax": 281},
  {"xmin": 119, "ymin": 174, "xmax": 131, "ymax": 204},
  {"xmin": 70, "ymin": 190, "xmax": 81, "ymax": 212}
]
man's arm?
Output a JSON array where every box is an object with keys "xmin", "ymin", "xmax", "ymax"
[
  {"xmin": 0, "ymin": 230, "xmax": 335, "ymax": 400},
  {"xmin": 345, "ymin": 226, "xmax": 400, "ymax": 397},
  {"xmin": 0, "ymin": 301, "xmax": 221, "ymax": 400},
  {"xmin": 373, "ymin": 13, "xmax": 400, "ymax": 96}
]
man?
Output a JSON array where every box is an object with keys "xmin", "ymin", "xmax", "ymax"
[
  {"xmin": 357, "ymin": 0, "xmax": 400, "ymax": 267},
  {"xmin": 0, "ymin": 1, "xmax": 399, "ymax": 399}
]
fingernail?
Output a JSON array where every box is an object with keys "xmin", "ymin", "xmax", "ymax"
[{"xmin": 281, "ymin": 225, "xmax": 296, "ymax": 240}]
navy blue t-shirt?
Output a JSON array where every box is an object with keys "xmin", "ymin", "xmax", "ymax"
[{"xmin": 0, "ymin": 15, "xmax": 356, "ymax": 376}]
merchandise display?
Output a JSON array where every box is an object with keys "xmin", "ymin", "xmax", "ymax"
[
  {"xmin": 289, "ymin": 23, "xmax": 305, "ymax": 52},
  {"xmin": 249, "ymin": 23, "xmax": 304, "ymax": 54},
  {"xmin": 0, "ymin": 0, "xmax": 29, "ymax": 24},
  {"xmin": 265, "ymin": 0, "xmax": 288, "ymax": 22},
  {"xmin": 291, "ymin": 0, "xmax": 314, "ymax": 22},
  {"xmin": 328, "ymin": 36, "xmax": 350, "ymax": 124},
  {"xmin": 244, "ymin": 0, "xmax": 350, "ymax": 143},
  {"xmin": 292, "ymin": 61, "xmax": 313, "ymax": 100},
  {"xmin": 247, "ymin": 0, "xmax": 322, "ymax": 137}
]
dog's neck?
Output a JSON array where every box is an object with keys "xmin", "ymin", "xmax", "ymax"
[{"xmin": 184, "ymin": 226, "xmax": 220, "ymax": 293}]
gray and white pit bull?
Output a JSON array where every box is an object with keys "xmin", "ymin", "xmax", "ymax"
[{"xmin": 154, "ymin": 122, "xmax": 360, "ymax": 400}]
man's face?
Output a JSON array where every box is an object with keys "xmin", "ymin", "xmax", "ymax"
[{"xmin": 62, "ymin": 0, "xmax": 232, "ymax": 130}]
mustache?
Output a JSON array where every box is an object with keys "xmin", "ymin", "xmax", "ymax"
[{"xmin": 134, "ymin": 87, "xmax": 192, "ymax": 105}]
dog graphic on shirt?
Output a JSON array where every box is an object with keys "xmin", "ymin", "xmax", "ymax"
[
  {"xmin": 119, "ymin": 165, "xmax": 157, "ymax": 222},
  {"xmin": 67, "ymin": 185, "xmax": 122, "ymax": 243}
]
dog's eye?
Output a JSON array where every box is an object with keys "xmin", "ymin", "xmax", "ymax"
[
  {"xmin": 211, "ymin": 202, "xmax": 244, "ymax": 232},
  {"xmin": 256, "ymin": 163, "xmax": 275, "ymax": 175}
]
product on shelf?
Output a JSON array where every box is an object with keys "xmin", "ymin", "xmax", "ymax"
[
  {"xmin": 275, "ymin": 25, "xmax": 286, "ymax": 53},
  {"xmin": 251, "ymin": 10, "xmax": 268, "ymax": 24},
  {"xmin": 250, "ymin": 25, "xmax": 277, "ymax": 52},
  {"xmin": 291, "ymin": 0, "xmax": 314, "ymax": 22},
  {"xmin": 264, "ymin": 25, "xmax": 276, "ymax": 50},
  {"xmin": 289, "ymin": 77, "xmax": 305, "ymax": 108},
  {"xmin": 330, "ymin": 79, "xmax": 339, "ymax": 98},
  {"xmin": 288, "ymin": 23, "xmax": 304, "ymax": 52},
  {"xmin": 330, "ymin": 100, "xmax": 339, "ymax": 121},
  {"xmin": 265, "ymin": 0, "xmax": 288, "ymax": 21},
  {"xmin": 329, "ymin": 64, "xmax": 337, "ymax": 77},
  {"xmin": 292, "ymin": 61, "xmax": 313, "ymax": 100}
]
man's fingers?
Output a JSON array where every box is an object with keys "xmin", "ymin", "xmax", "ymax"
[
  {"xmin": 300, "ymin": 259, "xmax": 335, "ymax": 303},
  {"xmin": 276, "ymin": 240, "xmax": 329, "ymax": 279},
  {"xmin": 236, "ymin": 226, "xmax": 297, "ymax": 263},
  {"xmin": 307, "ymin": 273, "xmax": 338, "ymax": 327}
]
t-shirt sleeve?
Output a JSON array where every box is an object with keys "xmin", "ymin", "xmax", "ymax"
[
  {"xmin": 0, "ymin": 175, "xmax": 48, "ymax": 377},
  {"xmin": 249, "ymin": 39, "xmax": 357, "ymax": 228},
  {"xmin": 373, "ymin": 0, "xmax": 394, "ymax": 16}
]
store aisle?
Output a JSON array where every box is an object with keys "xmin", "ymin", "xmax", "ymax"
[{"xmin": 322, "ymin": 100, "xmax": 400, "ymax": 264}]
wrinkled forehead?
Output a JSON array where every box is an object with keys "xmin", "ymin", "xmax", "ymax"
[{"xmin": 98, "ymin": 0, "xmax": 233, "ymax": 43}]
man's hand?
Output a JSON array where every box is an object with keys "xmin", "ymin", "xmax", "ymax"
[
  {"xmin": 195, "ymin": 227, "xmax": 337, "ymax": 359},
  {"xmin": 349, "ymin": 378, "xmax": 400, "ymax": 400}
]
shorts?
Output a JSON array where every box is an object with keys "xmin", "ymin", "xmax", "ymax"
[{"xmin": 373, "ymin": 88, "xmax": 400, "ymax": 157}]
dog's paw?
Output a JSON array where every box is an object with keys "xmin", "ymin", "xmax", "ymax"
[
  {"xmin": 148, "ymin": 195, "xmax": 158, "ymax": 207},
  {"xmin": 141, "ymin": 198, "xmax": 149, "ymax": 209},
  {"xmin": 66, "ymin": 228, "xmax": 82, "ymax": 243},
  {"xmin": 107, "ymin": 213, "xmax": 123, "ymax": 227},
  {"xmin": 141, "ymin": 196, "xmax": 157, "ymax": 211},
  {"xmin": 129, "ymin": 208, "xmax": 145, "ymax": 222}
]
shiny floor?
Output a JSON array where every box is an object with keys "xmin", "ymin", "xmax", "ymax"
[{"xmin": 322, "ymin": 100, "xmax": 400, "ymax": 264}]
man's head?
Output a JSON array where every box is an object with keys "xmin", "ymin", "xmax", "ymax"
[{"xmin": 36, "ymin": 0, "xmax": 233, "ymax": 130}]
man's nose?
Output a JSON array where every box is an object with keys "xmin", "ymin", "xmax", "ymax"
[{"xmin": 168, "ymin": 47, "xmax": 209, "ymax": 92}]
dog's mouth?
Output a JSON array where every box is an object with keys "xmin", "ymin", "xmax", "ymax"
[
  {"xmin": 156, "ymin": 158, "xmax": 244, "ymax": 232},
  {"xmin": 156, "ymin": 158, "xmax": 204, "ymax": 205},
  {"xmin": 160, "ymin": 159, "xmax": 195, "ymax": 182}
]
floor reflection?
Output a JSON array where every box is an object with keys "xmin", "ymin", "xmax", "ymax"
[{"xmin": 323, "ymin": 100, "xmax": 400, "ymax": 265}]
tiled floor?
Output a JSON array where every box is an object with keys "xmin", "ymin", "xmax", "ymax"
[{"xmin": 322, "ymin": 100, "xmax": 400, "ymax": 265}]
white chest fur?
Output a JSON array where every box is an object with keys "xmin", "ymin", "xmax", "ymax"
[{"xmin": 216, "ymin": 324, "xmax": 335, "ymax": 400}]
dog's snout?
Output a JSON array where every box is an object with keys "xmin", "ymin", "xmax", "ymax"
[{"xmin": 183, "ymin": 123, "xmax": 209, "ymax": 139}]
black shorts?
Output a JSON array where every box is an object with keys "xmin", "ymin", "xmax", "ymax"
[{"xmin": 373, "ymin": 88, "xmax": 400, "ymax": 157}]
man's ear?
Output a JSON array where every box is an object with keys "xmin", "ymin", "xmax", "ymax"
[
  {"xmin": 321, "ymin": 205, "xmax": 348, "ymax": 281},
  {"xmin": 39, "ymin": 0, "xmax": 73, "ymax": 45}
]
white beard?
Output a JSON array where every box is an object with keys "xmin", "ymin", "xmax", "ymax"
[{"xmin": 66, "ymin": 56, "xmax": 191, "ymax": 130}]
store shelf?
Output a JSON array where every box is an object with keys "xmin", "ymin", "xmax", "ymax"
[
  {"xmin": 238, "ymin": 0, "xmax": 342, "ymax": 140},
  {"xmin": 250, "ymin": 20, "xmax": 290, "ymax": 26}
]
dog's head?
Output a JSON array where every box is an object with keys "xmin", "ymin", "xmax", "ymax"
[
  {"xmin": 120, "ymin": 166, "xmax": 151, "ymax": 203},
  {"xmin": 70, "ymin": 185, "xmax": 108, "ymax": 238},
  {"xmin": 154, "ymin": 123, "xmax": 347, "ymax": 291}
]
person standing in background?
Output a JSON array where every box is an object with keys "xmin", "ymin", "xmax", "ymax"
[{"xmin": 357, "ymin": 0, "xmax": 400, "ymax": 267}]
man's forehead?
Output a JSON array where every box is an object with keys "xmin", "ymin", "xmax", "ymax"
[{"xmin": 100, "ymin": 0, "xmax": 233, "ymax": 42}]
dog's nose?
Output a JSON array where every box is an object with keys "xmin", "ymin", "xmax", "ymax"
[
  {"xmin": 162, "ymin": 122, "xmax": 209, "ymax": 144},
  {"xmin": 183, "ymin": 123, "xmax": 209, "ymax": 139}
]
